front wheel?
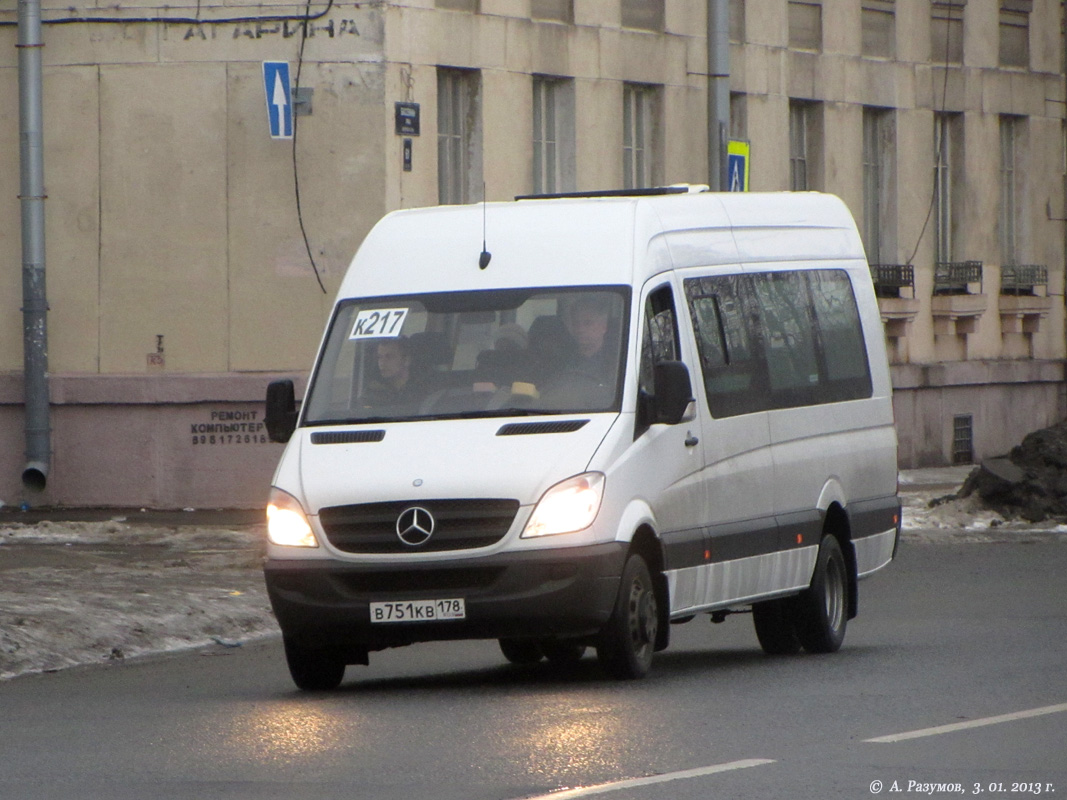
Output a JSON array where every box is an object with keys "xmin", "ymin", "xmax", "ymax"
[
  {"xmin": 283, "ymin": 636, "xmax": 346, "ymax": 691},
  {"xmin": 596, "ymin": 553, "xmax": 659, "ymax": 679},
  {"xmin": 795, "ymin": 535, "xmax": 849, "ymax": 654}
]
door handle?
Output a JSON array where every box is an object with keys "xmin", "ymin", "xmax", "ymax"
[{"xmin": 684, "ymin": 431, "xmax": 699, "ymax": 447}]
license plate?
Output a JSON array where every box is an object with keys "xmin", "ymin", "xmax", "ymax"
[{"xmin": 370, "ymin": 599, "xmax": 466, "ymax": 623}]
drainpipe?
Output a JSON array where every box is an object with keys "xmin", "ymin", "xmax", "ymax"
[
  {"xmin": 18, "ymin": 0, "xmax": 51, "ymax": 492},
  {"xmin": 707, "ymin": 0, "xmax": 730, "ymax": 191}
]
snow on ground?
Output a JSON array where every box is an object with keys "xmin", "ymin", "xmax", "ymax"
[
  {"xmin": 0, "ymin": 519, "xmax": 277, "ymax": 681},
  {"xmin": 1, "ymin": 468, "xmax": 1065, "ymax": 682}
]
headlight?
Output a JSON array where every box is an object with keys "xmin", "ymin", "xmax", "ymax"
[
  {"xmin": 521, "ymin": 472, "xmax": 605, "ymax": 538},
  {"xmin": 266, "ymin": 487, "xmax": 318, "ymax": 548}
]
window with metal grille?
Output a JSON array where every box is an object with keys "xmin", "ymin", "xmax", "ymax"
[{"xmin": 952, "ymin": 414, "xmax": 974, "ymax": 464}]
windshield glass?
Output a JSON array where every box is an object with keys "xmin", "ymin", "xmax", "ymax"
[{"xmin": 303, "ymin": 286, "xmax": 630, "ymax": 425}]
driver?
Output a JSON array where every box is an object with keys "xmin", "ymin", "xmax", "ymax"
[
  {"xmin": 561, "ymin": 295, "xmax": 615, "ymax": 381},
  {"xmin": 364, "ymin": 337, "xmax": 423, "ymax": 408}
]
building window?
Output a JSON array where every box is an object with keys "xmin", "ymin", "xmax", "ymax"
[
  {"xmin": 998, "ymin": 1, "xmax": 1031, "ymax": 68},
  {"xmin": 436, "ymin": 0, "xmax": 478, "ymax": 10},
  {"xmin": 931, "ymin": 1, "xmax": 965, "ymax": 64},
  {"xmin": 952, "ymin": 414, "xmax": 974, "ymax": 464},
  {"xmin": 531, "ymin": 0, "xmax": 572, "ymax": 23},
  {"xmin": 533, "ymin": 76, "xmax": 575, "ymax": 194},
  {"xmin": 730, "ymin": 92, "xmax": 747, "ymax": 141},
  {"xmin": 437, "ymin": 68, "xmax": 482, "ymax": 205},
  {"xmin": 622, "ymin": 0, "xmax": 664, "ymax": 32},
  {"xmin": 934, "ymin": 112, "xmax": 963, "ymax": 264},
  {"xmin": 788, "ymin": 1, "xmax": 822, "ymax": 52},
  {"xmin": 861, "ymin": 1, "xmax": 895, "ymax": 58},
  {"xmin": 729, "ymin": 0, "xmax": 745, "ymax": 43},
  {"xmin": 623, "ymin": 83, "xmax": 659, "ymax": 189},
  {"xmin": 999, "ymin": 115, "xmax": 1023, "ymax": 266},
  {"xmin": 862, "ymin": 107, "xmax": 895, "ymax": 265},
  {"xmin": 789, "ymin": 100, "xmax": 821, "ymax": 191}
]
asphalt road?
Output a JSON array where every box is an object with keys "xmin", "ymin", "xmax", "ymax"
[{"xmin": 1, "ymin": 536, "xmax": 1064, "ymax": 800}]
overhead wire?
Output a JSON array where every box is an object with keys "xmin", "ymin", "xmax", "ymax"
[{"xmin": 291, "ymin": 0, "xmax": 328, "ymax": 294}]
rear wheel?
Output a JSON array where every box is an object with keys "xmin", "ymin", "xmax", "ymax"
[
  {"xmin": 795, "ymin": 535, "xmax": 849, "ymax": 654},
  {"xmin": 752, "ymin": 597, "xmax": 802, "ymax": 655},
  {"xmin": 283, "ymin": 636, "xmax": 346, "ymax": 691},
  {"xmin": 597, "ymin": 553, "xmax": 659, "ymax": 679}
]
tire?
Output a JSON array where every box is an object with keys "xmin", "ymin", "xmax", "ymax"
[
  {"xmin": 539, "ymin": 639, "xmax": 587, "ymax": 665},
  {"xmin": 283, "ymin": 636, "xmax": 346, "ymax": 691},
  {"xmin": 596, "ymin": 553, "xmax": 659, "ymax": 679},
  {"xmin": 499, "ymin": 638, "xmax": 543, "ymax": 664},
  {"xmin": 795, "ymin": 534, "xmax": 849, "ymax": 654},
  {"xmin": 752, "ymin": 597, "xmax": 802, "ymax": 655}
]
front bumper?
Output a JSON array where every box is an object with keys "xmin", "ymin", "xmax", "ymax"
[{"xmin": 264, "ymin": 542, "xmax": 627, "ymax": 652}]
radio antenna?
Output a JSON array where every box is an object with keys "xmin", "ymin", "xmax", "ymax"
[{"xmin": 479, "ymin": 184, "xmax": 491, "ymax": 269}]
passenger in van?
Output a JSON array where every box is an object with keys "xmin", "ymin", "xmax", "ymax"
[{"xmin": 363, "ymin": 337, "xmax": 424, "ymax": 409}]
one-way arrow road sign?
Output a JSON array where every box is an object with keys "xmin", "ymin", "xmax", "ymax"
[{"xmin": 262, "ymin": 61, "xmax": 293, "ymax": 139}]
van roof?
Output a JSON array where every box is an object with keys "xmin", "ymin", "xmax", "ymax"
[{"xmin": 340, "ymin": 191, "xmax": 866, "ymax": 300}]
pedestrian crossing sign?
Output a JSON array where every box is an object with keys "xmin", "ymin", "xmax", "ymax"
[{"xmin": 727, "ymin": 140, "xmax": 750, "ymax": 192}]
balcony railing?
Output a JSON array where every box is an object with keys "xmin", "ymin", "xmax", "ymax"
[
  {"xmin": 1000, "ymin": 264, "xmax": 1048, "ymax": 296},
  {"xmin": 870, "ymin": 263, "xmax": 914, "ymax": 298},
  {"xmin": 934, "ymin": 260, "xmax": 983, "ymax": 295}
]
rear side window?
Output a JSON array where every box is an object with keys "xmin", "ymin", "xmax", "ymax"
[{"xmin": 684, "ymin": 269, "xmax": 872, "ymax": 417}]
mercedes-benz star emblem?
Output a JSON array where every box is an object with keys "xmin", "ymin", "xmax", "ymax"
[{"xmin": 396, "ymin": 506, "xmax": 435, "ymax": 547}]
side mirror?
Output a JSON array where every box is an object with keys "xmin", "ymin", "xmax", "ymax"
[
  {"xmin": 265, "ymin": 380, "xmax": 298, "ymax": 443},
  {"xmin": 653, "ymin": 361, "xmax": 696, "ymax": 425}
]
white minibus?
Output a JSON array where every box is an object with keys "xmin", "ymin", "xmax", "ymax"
[{"xmin": 264, "ymin": 187, "xmax": 900, "ymax": 690}]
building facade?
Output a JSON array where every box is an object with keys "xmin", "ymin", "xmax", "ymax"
[{"xmin": 1, "ymin": 0, "xmax": 1064, "ymax": 507}]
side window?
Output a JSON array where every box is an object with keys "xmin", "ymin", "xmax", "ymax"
[
  {"xmin": 638, "ymin": 284, "xmax": 679, "ymax": 398},
  {"xmin": 753, "ymin": 272, "xmax": 821, "ymax": 408},
  {"xmin": 684, "ymin": 274, "xmax": 769, "ymax": 418},
  {"xmin": 808, "ymin": 270, "xmax": 872, "ymax": 401},
  {"xmin": 685, "ymin": 269, "xmax": 873, "ymax": 417}
]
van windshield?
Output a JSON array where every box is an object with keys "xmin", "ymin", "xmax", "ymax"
[{"xmin": 303, "ymin": 286, "xmax": 630, "ymax": 425}]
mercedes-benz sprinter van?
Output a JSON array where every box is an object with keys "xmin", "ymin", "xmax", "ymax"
[{"xmin": 263, "ymin": 188, "xmax": 900, "ymax": 690}]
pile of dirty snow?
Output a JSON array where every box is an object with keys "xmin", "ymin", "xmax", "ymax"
[{"xmin": 958, "ymin": 419, "xmax": 1067, "ymax": 523}]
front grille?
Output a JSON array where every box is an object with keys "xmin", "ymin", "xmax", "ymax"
[{"xmin": 319, "ymin": 498, "xmax": 520, "ymax": 553}]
